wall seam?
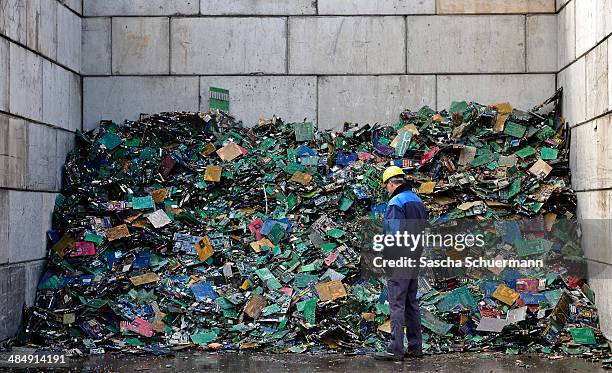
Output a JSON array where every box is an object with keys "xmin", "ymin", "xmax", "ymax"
[
  {"xmin": 0, "ymin": 259, "xmax": 48, "ymax": 267},
  {"xmin": 573, "ymin": 0, "xmax": 576, "ymax": 63},
  {"xmin": 7, "ymin": 34, "xmax": 10, "ymax": 119},
  {"xmin": 0, "ymin": 110, "xmax": 80, "ymax": 135},
  {"xmin": 58, "ymin": 0, "xmax": 81, "ymax": 18},
  {"xmin": 555, "ymin": 63, "xmax": 558, "ymax": 91},
  {"xmin": 557, "ymin": 32, "xmax": 612, "ymax": 75},
  {"xmin": 524, "ymin": 15, "xmax": 527, "ymax": 72},
  {"xmin": 580, "ymin": 258, "xmax": 612, "ymax": 268},
  {"xmin": 198, "ymin": 76, "xmax": 201, "ymax": 110},
  {"xmin": 0, "ymin": 35, "xmax": 79, "ymax": 76},
  {"xmin": 110, "ymin": 17, "xmax": 114, "ymax": 74},
  {"xmin": 80, "ymin": 75, "xmax": 84, "ymax": 131},
  {"xmin": 24, "ymin": 121, "xmax": 29, "ymax": 224},
  {"xmin": 79, "ymin": 72, "xmax": 559, "ymax": 77},
  {"xmin": 0, "ymin": 187, "xmax": 60, "ymax": 195},
  {"xmin": 286, "ymin": 17, "xmax": 290, "ymax": 74},
  {"xmin": 55, "ymin": 0, "xmax": 60, "ymax": 63},
  {"xmin": 575, "ymin": 186, "xmax": 612, "ymax": 193},
  {"xmin": 404, "ymin": 16, "xmax": 408, "ymax": 74},
  {"xmin": 434, "ymin": 74, "xmax": 438, "ymax": 110},
  {"xmin": 570, "ymin": 109, "xmax": 612, "ymax": 129},
  {"xmin": 436, "ymin": 12, "xmax": 555, "ymax": 15},
  {"xmin": 583, "ymin": 44, "xmax": 587, "ymax": 123},
  {"xmin": 0, "ymin": 187, "xmax": 60, "ymax": 197},
  {"xmin": 79, "ymin": 13, "xmax": 557, "ymax": 18},
  {"xmin": 556, "ymin": 0, "xmax": 571, "ymax": 14},
  {"xmin": 41, "ymin": 58, "xmax": 45, "ymax": 132},
  {"xmin": 316, "ymin": 76, "xmax": 320, "ymax": 128},
  {"xmin": 168, "ymin": 17, "xmax": 172, "ymax": 75}
]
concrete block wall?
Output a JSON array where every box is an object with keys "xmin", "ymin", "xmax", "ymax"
[
  {"xmin": 81, "ymin": 0, "xmax": 558, "ymax": 131},
  {"xmin": 0, "ymin": 0, "xmax": 82, "ymax": 340},
  {"xmin": 557, "ymin": 0, "xmax": 612, "ymax": 340}
]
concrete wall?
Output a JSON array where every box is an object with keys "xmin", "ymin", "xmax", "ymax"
[
  {"xmin": 81, "ymin": 1, "xmax": 558, "ymax": 130},
  {"xmin": 558, "ymin": 0, "xmax": 612, "ymax": 340},
  {"xmin": 0, "ymin": 0, "xmax": 82, "ymax": 340}
]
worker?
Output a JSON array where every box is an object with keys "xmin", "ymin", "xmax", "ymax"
[{"xmin": 374, "ymin": 166, "xmax": 427, "ymax": 361}]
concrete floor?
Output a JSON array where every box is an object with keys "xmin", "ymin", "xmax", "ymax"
[{"xmin": 2, "ymin": 351, "xmax": 606, "ymax": 372}]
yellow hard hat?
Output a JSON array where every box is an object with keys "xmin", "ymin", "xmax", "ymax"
[{"xmin": 382, "ymin": 166, "xmax": 405, "ymax": 184}]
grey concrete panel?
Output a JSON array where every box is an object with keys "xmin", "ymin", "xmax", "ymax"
[
  {"xmin": 25, "ymin": 0, "xmax": 39, "ymax": 50},
  {"xmin": 585, "ymin": 40, "xmax": 609, "ymax": 118},
  {"xmin": 0, "ymin": 0, "xmax": 26, "ymax": 44},
  {"xmin": 407, "ymin": 15, "xmax": 525, "ymax": 73},
  {"xmin": 289, "ymin": 16, "xmax": 405, "ymax": 74},
  {"xmin": 171, "ymin": 17, "xmax": 286, "ymax": 74},
  {"xmin": 7, "ymin": 190, "xmax": 46, "ymax": 263},
  {"xmin": 437, "ymin": 74, "xmax": 556, "ymax": 110},
  {"xmin": 0, "ymin": 264, "xmax": 26, "ymax": 340},
  {"xmin": 575, "ymin": 0, "xmax": 597, "ymax": 56},
  {"xmin": 26, "ymin": 122, "xmax": 57, "ymax": 191},
  {"xmin": 9, "ymin": 43, "xmax": 42, "ymax": 121},
  {"xmin": 82, "ymin": 17, "xmax": 111, "ymax": 75},
  {"xmin": 574, "ymin": 190, "xmax": 612, "ymax": 272},
  {"xmin": 56, "ymin": 130, "xmax": 75, "ymax": 189},
  {"xmin": 609, "ymin": 36, "xmax": 612, "ymax": 111},
  {"xmin": 0, "ymin": 116, "xmax": 26, "ymax": 189},
  {"xmin": 586, "ymin": 276, "xmax": 612, "ymax": 341},
  {"xmin": 37, "ymin": 0, "xmax": 57, "ymax": 60},
  {"xmin": 570, "ymin": 114, "xmax": 612, "ymax": 191},
  {"xmin": 318, "ymin": 75, "xmax": 435, "ymax": 130},
  {"xmin": 527, "ymin": 15, "xmax": 558, "ymax": 72},
  {"xmin": 318, "ymin": 0, "xmax": 435, "ymax": 14},
  {"xmin": 57, "ymin": 4, "xmax": 81, "ymax": 72},
  {"xmin": 24, "ymin": 259, "xmax": 46, "ymax": 307},
  {"xmin": 437, "ymin": 0, "xmax": 555, "ymax": 13},
  {"xmin": 42, "ymin": 61, "xmax": 82, "ymax": 132},
  {"xmin": 558, "ymin": 1, "xmax": 575, "ymax": 69},
  {"xmin": 557, "ymin": 0, "xmax": 572, "ymax": 10},
  {"xmin": 557, "ymin": 57, "xmax": 586, "ymax": 126},
  {"xmin": 59, "ymin": 0, "xmax": 82, "ymax": 14},
  {"xmin": 201, "ymin": 0, "xmax": 315, "ymax": 15},
  {"xmin": 0, "ymin": 37, "xmax": 7, "ymax": 111},
  {"xmin": 84, "ymin": 0, "xmax": 198, "ymax": 16},
  {"xmin": 199, "ymin": 76, "xmax": 317, "ymax": 127},
  {"xmin": 112, "ymin": 17, "xmax": 169, "ymax": 75},
  {"xmin": 0, "ymin": 190, "xmax": 7, "ymax": 264},
  {"xmin": 83, "ymin": 76, "xmax": 199, "ymax": 130}
]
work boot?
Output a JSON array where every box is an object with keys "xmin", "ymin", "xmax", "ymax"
[
  {"xmin": 373, "ymin": 351, "xmax": 404, "ymax": 361},
  {"xmin": 404, "ymin": 350, "xmax": 423, "ymax": 358}
]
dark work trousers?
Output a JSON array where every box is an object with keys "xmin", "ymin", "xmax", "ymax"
[{"xmin": 386, "ymin": 278, "xmax": 422, "ymax": 355}]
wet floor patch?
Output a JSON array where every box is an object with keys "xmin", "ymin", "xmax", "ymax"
[{"xmin": 43, "ymin": 352, "xmax": 610, "ymax": 373}]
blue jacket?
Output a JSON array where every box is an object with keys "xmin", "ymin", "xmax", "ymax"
[
  {"xmin": 383, "ymin": 183, "xmax": 427, "ymax": 278},
  {"xmin": 384, "ymin": 183, "xmax": 427, "ymax": 235}
]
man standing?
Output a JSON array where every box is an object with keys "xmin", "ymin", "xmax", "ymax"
[{"xmin": 374, "ymin": 166, "xmax": 427, "ymax": 361}]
